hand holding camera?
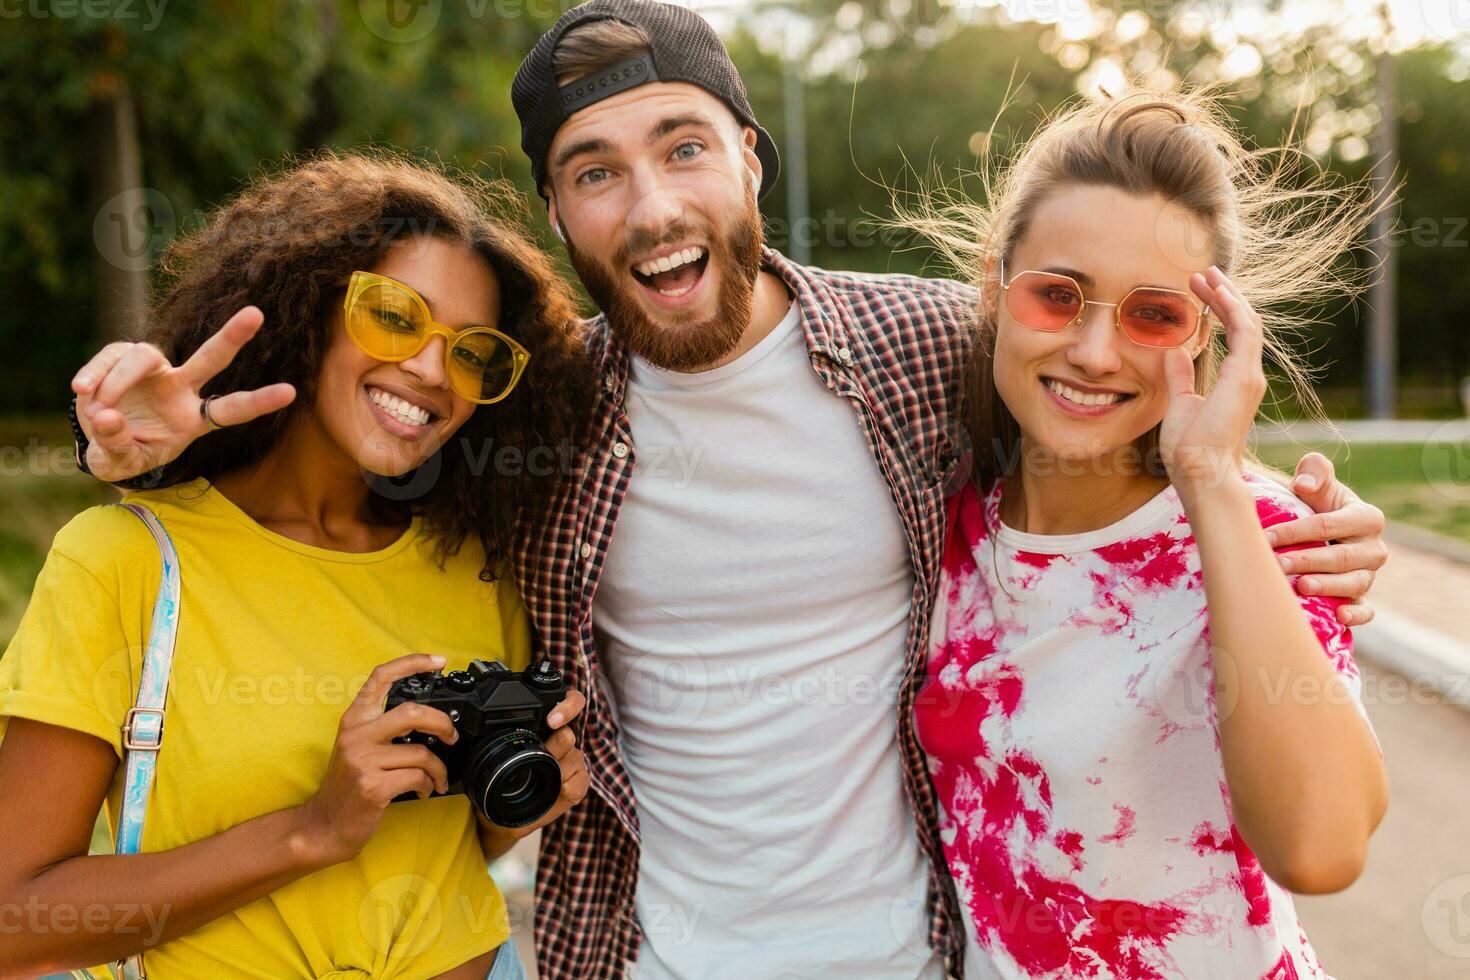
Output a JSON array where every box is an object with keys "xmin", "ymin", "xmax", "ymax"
[
  {"xmin": 294, "ymin": 653, "xmax": 587, "ymax": 868},
  {"xmin": 385, "ymin": 656, "xmax": 575, "ymax": 827}
]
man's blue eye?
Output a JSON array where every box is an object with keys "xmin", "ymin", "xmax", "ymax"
[
  {"xmin": 673, "ymin": 142, "xmax": 701, "ymax": 161},
  {"xmin": 579, "ymin": 168, "xmax": 610, "ymax": 185}
]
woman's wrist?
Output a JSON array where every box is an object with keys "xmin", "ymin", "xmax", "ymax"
[
  {"xmin": 284, "ymin": 801, "xmax": 351, "ymax": 872},
  {"xmin": 1178, "ymin": 476, "xmax": 1272, "ymax": 571},
  {"xmin": 1173, "ymin": 463, "xmax": 1250, "ymax": 515},
  {"xmin": 68, "ymin": 396, "xmax": 94, "ymax": 475},
  {"xmin": 474, "ymin": 813, "xmax": 522, "ymax": 862}
]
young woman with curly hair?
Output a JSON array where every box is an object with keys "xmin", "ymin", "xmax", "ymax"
[
  {"xmin": 900, "ymin": 89, "xmax": 1390, "ymax": 978},
  {"xmin": 0, "ymin": 152, "xmax": 594, "ymax": 979}
]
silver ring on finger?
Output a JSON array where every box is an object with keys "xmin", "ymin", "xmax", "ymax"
[{"xmin": 200, "ymin": 395, "xmax": 223, "ymax": 432}]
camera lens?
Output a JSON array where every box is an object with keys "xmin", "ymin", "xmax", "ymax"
[
  {"xmin": 462, "ymin": 729, "xmax": 562, "ymax": 828},
  {"xmin": 499, "ymin": 768, "xmax": 534, "ymax": 798}
]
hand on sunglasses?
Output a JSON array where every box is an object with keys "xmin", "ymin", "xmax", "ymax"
[
  {"xmin": 1158, "ymin": 266, "xmax": 1263, "ymax": 493},
  {"xmin": 71, "ymin": 306, "xmax": 297, "ymax": 483}
]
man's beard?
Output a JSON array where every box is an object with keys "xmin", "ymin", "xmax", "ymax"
[{"xmin": 566, "ymin": 184, "xmax": 763, "ymax": 372}]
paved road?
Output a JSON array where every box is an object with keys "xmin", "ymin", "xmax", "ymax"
[{"xmin": 1295, "ymin": 659, "xmax": 1470, "ymax": 979}]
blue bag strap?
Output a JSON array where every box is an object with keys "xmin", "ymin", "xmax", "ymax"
[{"xmin": 71, "ymin": 502, "xmax": 182, "ymax": 980}]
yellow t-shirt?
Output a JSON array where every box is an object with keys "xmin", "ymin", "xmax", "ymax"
[{"xmin": 0, "ymin": 478, "xmax": 530, "ymax": 979}]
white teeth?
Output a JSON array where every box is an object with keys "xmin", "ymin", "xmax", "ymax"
[
  {"xmin": 367, "ymin": 387, "xmax": 431, "ymax": 426},
  {"xmin": 1045, "ymin": 379, "xmax": 1125, "ymax": 407},
  {"xmin": 636, "ymin": 246, "xmax": 706, "ymax": 278}
]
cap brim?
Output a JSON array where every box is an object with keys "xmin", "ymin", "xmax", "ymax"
[{"xmin": 753, "ymin": 125, "xmax": 781, "ymax": 200}]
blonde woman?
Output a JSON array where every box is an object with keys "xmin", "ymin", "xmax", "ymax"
[{"xmin": 907, "ymin": 92, "xmax": 1389, "ymax": 978}]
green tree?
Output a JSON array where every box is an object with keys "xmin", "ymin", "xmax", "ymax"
[{"xmin": 0, "ymin": 1, "xmax": 331, "ymax": 409}]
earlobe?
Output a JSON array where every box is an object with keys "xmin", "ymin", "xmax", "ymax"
[
  {"xmin": 741, "ymin": 126, "xmax": 762, "ymax": 193},
  {"xmin": 546, "ymin": 194, "xmax": 567, "ymax": 245}
]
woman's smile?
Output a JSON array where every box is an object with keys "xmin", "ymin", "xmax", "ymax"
[
  {"xmin": 1040, "ymin": 376, "xmax": 1137, "ymax": 418},
  {"xmin": 364, "ymin": 382, "xmax": 444, "ymax": 442}
]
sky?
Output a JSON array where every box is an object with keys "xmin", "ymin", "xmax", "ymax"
[{"xmin": 687, "ymin": 0, "xmax": 1470, "ymax": 53}]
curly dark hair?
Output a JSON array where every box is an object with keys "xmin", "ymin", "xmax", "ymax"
[{"xmin": 141, "ymin": 150, "xmax": 593, "ymax": 580}]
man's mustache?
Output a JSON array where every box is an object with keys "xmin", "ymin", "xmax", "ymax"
[{"xmin": 618, "ymin": 222, "xmax": 708, "ymax": 265}]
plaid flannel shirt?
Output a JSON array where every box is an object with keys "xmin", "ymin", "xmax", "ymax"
[{"xmin": 513, "ymin": 248, "xmax": 981, "ymax": 980}]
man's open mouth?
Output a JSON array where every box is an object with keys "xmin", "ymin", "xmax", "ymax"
[{"xmin": 631, "ymin": 246, "xmax": 709, "ymax": 298}]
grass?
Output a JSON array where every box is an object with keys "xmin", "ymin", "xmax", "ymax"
[
  {"xmin": 1255, "ymin": 440, "xmax": 1470, "ymax": 547},
  {"xmin": 0, "ymin": 416, "xmax": 119, "ymax": 647}
]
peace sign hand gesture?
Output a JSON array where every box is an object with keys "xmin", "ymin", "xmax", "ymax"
[{"xmin": 71, "ymin": 306, "xmax": 296, "ymax": 482}]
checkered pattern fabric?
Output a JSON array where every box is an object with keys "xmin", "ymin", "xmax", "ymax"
[{"xmin": 512, "ymin": 248, "xmax": 981, "ymax": 979}]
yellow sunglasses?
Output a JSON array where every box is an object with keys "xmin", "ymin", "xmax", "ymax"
[{"xmin": 343, "ymin": 271, "xmax": 531, "ymax": 405}]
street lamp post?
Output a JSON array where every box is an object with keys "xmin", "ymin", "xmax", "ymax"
[
  {"xmin": 782, "ymin": 54, "xmax": 812, "ymax": 265},
  {"xmin": 1367, "ymin": 5, "xmax": 1399, "ymax": 420}
]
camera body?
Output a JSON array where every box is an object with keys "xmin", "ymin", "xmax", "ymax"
[{"xmin": 386, "ymin": 658, "xmax": 566, "ymax": 827}]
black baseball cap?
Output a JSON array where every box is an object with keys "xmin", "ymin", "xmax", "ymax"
[{"xmin": 511, "ymin": 0, "xmax": 781, "ymax": 202}]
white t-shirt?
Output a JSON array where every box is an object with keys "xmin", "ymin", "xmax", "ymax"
[
  {"xmin": 918, "ymin": 472, "xmax": 1372, "ymax": 980},
  {"xmin": 593, "ymin": 302, "xmax": 945, "ymax": 980}
]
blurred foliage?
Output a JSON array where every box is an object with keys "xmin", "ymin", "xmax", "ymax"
[{"xmin": 0, "ymin": 0, "xmax": 1466, "ymax": 415}]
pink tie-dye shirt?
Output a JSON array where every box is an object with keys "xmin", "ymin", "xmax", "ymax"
[{"xmin": 916, "ymin": 472, "xmax": 1371, "ymax": 980}]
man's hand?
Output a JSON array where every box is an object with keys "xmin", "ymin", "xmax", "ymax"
[
  {"xmin": 1266, "ymin": 452, "xmax": 1389, "ymax": 627},
  {"xmin": 72, "ymin": 306, "xmax": 296, "ymax": 482},
  {"xmin": 475, "ymin": 688, "xmax": 590, "ymax": 862}
]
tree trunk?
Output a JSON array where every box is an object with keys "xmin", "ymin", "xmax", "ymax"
[
  {"xmin": 89, "ymin": 79, "xmax": 149, "ymax": 342},
  {"xmin": 293, "ymin": 0, "xmax": 341, "ymax": 149}
]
